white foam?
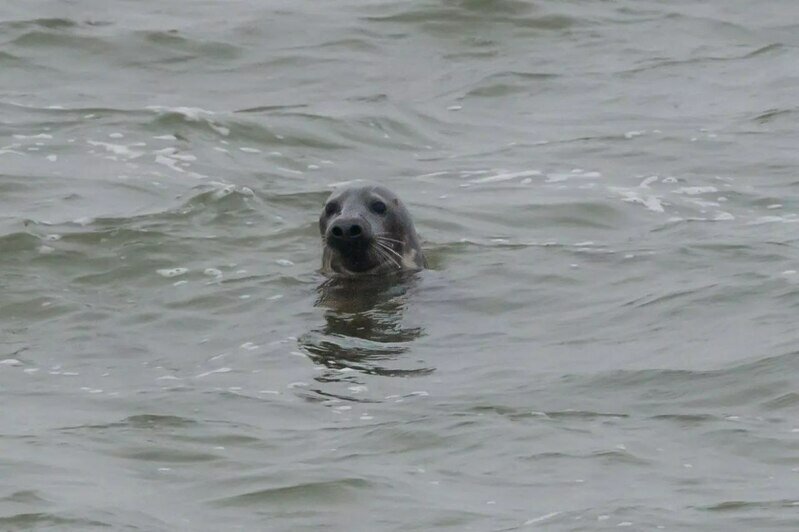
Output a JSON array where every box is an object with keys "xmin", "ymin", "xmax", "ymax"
[
  {"xmin": 157, "ymin": 268, "xmax": 188, "ymax": 278},
  {"xmin": 155, "ymin": 154, "xmax": 184, "ymax": 173},
  {"xmin": 0, "ymin": 359, "xmax": 23, "ymax": 366},
  {"xmin": 470, "ymin": 169, "xmax": 542, "ymax": 184},
  {"xmin": 689, "ymin": 198, "xmax": 720, "ymax": 208},
  {"xmin": 524, "ymin": 512, "xmax": 560, "ymax": 525},
  {"xmin": 87, "ymin": 140, "xmax": 142, "ymax": 159},
  {"xmin": 545, "ymin": 170, "xmax": 601, "ymax": 183},
  {"xmin": 673, "ymin": 186, "xmax": 718, "ymax": 195},
  {"xmin": 639, "ymin": 176, "xmax": 659, "ymax": 188},
  {"xmin": 0, "ymin": 145, "xmax": 25, "ymax": 156},
  {"xmin": 276, "ymin": 166, "xmax": 303, "ymax": 175},
  {"xmin": 276, "ymin": 259, "xmax": 294, "ymax": 267},
  {"xmin": 209, "ymin": 123, "xmax": 230, "ymax": 136},
  {"xmin": 13, "ymin": 133, "xmax": 53, "ymax": 139},
  {"xmin": 612, "ymin": 188, "xmax": 665, "ymax": 213},
  {"xmin": 748, "ymin": 215, "xmax": 799, "ymax": 225},
  {"xmin": 195, "ymin": 367, "xmax": 232, "ymax": 378},
  {"xmin": 329, "ymin": 179, "xmax": 364, "ymax": 188},
  {"xmin": 146, "ymin": 105, "xmax": 215, "ymax": 121},
  {"xmin": 46, "ymin": 154, "xmax": 57, "ymax": 162}
]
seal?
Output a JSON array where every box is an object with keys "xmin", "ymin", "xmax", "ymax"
[{"xmin": 319, "ymin": 184, "xmax": 426, "ymax": 276}]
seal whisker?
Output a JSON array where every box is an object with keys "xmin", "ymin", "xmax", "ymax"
[
  {"xmin": 373, "ymin": 242, "xmax": 401, "ymax": 269},
  {"xmin": 375, "ymin": 234, "xmax": 405, "ymax": 244},
  {"xmin": 377, "ymin": 245, "xmax": 401, "ymax": 270},
  {"xmin": 371, "ymin": 246, "xmax": 397, "ymax": 270},
  {"xmin": 376, "ymin": 238, "xmax": 405, "ymax": 252},
  {"xmin": 375, "ymin": 241, "xmax": 403, "ymax": 263}
]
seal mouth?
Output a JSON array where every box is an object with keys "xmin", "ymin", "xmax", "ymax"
[
  {"xmin": 325, "ymin": 236, "xmax": 377, "ymax": 273},
  {"xmin": 324, "ymin": 235, "xmax": 406, "ymax": 275},
  {"xmin": 325, "ymin": 231, "xmax": 372, "ymax": 255}
]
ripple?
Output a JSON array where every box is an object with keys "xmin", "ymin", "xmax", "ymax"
[
  {"xmin": 0, "ymin": 513, "xmax": 110, "ymax": 529},
  {"xmin": 112, "ymin": 447, "xmax": 222, "ymax": 463},
  {"xmin": 702, "ymin": 499, "xmax": 799, "ymax": 512},
  {"xmin": 10, "ymin": 31, "xmax": 105, "ymax": 50},
  {"xmin": 136, "ymin": 30, "xmax": 241, "ymax": 60},
  {"xmin": 362, "ymin": 2, "xmax": 578, "ymax": 31},
  {"xmin": 123, "ymin": 414, "xmax": 198, "ymax": 428},
  {"xmin": 0, "ymin": 232, "xmax": 40, "ymax": 253},
  {"xmin": 213, "ymin": 477, "xmax": 372, "ymax": 507},
  {"xmin": 3, "ymin": 18, "xmax": 78, "ymax": 30},
  {"xmin": 465, "ymin": 71, "xmax": 559, "ymax": 98}
]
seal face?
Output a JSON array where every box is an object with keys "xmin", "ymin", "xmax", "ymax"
[{"xmin": 319, "ymin": 185, "xmax": 426, "ymax": 276}]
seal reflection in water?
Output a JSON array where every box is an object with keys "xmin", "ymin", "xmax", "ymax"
[
  {"xmin": 301, "ymin": 280, "xmax": 432, "ymax": 378},
  {"xmin": 319, "ymin": 185, "xmax": 426, "ymax": 277},
  {"xmin": 298, "ymin": 185, "xmax": 431, "ymax": 380}
]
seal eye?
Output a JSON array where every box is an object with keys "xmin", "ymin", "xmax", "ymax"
[
  {"xmin": 325, "ymin": 202, "xmax": 338, "ymax": 216},
  {"xmin": 371, "ymin": 200, "xmax": 387, "ymax": 215}
]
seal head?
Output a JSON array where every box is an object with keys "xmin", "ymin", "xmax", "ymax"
[{"xmin": 319, "ymin": 185, "xmax": 426, "ymax": 276}]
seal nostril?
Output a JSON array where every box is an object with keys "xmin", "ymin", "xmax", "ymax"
[
  {"xmin": 349, "ymin": 224, "xmax": 362, "ymax": 238},
  {"xmin": 331, "ymin": 226, "xmax": 343, "ymax": 238}
]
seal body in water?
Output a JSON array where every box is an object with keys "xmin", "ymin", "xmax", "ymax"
[{"xmin": 319, "ymin": 185, "xmax": 426, "ymax": 276}]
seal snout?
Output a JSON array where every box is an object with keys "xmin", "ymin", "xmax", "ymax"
[{"xmin": 326, "ymin": 216, "xmax": 373, "ymax": 247}]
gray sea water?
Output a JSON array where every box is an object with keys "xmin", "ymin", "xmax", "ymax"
[{"xmin": 2, "ymin": 0, "xmax": 799, "ymax": 530}]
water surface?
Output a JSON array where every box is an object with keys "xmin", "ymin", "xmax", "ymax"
[{"xmin": 2, "ymin": 0, "xmax": 799, "ymax": 530}]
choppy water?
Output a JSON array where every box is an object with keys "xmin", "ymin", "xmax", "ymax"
[{"xmin": 2, "ymin": 0, "xmax": 799, "ymax": 530}]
